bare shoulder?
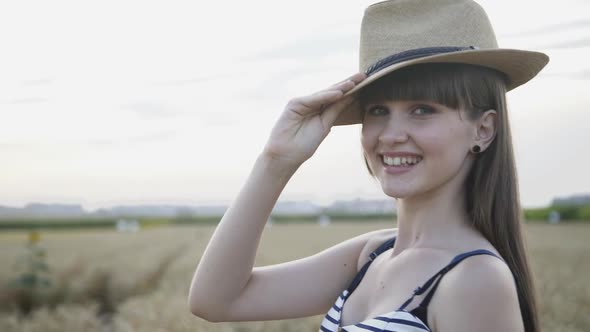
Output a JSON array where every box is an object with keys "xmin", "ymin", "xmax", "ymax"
[
  {"xmin": 356, "ymin": 227, "xmax": 398, "ymax": 270},
  {"xmin": 432, "ymin": 254, "xmax": 524, "ymax": 332}
]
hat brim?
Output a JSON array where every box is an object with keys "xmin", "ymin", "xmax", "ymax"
[{"xmin": 335, "ymin": 48, "xmax": 549, "ymax": 126}]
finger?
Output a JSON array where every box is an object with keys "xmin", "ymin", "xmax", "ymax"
[
  {"xmin": 323, "ymin": 73, "xmax": 366, "ymax": 95},
  {"xmin": 328, "ymin": 79, "xmax": 356, "ymax": 92},
  {"xmin": 324, "ymin": 78, "xmax": 356, "ymax": 94},
  {"xmin": 291, "ymin": 89, "xmax": 344, "ymax": 114},
  {"xmin": 287, "ymin": 73, "xmax": 365, "ymax": 115},
  {"xmin": 348, "ymin": 72, "xmax": 367, "ymax": 84},
  {"xmin": 320, "ymin": 95, "xmax": 356, "ymax": 128},
  {"xmin": 306, "ymin": 80, "xmax": 354, "ymax": 110},
  {"xmin": 329, "ymin": 72, "xmax": 367, "ymax": 88}
]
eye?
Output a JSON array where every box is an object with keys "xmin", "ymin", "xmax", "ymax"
[
  {"xmin": 366, "ymin": 106, "xmax": 388, "ymax": 116},
  {"xmin": 412, "ymin": 105, "xmax": 435, "ymax": 115}
]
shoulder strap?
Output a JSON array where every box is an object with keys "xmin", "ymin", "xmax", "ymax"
[
  {"xmin": 398, "ymin": 249, "xmax": 504, "ymax": 311},
  {"xmin": 345, "ymin": 236, "xmax": 396, "ymax": 294}
]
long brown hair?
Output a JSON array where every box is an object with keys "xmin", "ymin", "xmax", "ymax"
[{"xmin": 358, "ymin": 63, "xmax": 540, "ymax": 332}]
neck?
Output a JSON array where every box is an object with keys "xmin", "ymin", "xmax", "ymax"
[{"xmin": 390, "ymin": 175, "xmax": 480, "ymax": 256}]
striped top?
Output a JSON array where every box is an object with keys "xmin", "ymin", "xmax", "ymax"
[{"xmin": 319, "ymin": 236, "xmax": 504, "ymax": 332}]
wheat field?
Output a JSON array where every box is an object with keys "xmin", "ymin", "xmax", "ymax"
[{"xmin": 0, "ymin": 221, "xmax": 588, "ymax": 332}]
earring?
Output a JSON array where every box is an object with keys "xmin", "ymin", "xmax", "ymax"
[{"xmin": 471, "ymin": 145, "xmax": 481, "ymax": 153}]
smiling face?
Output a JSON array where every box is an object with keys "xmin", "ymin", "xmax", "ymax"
[
  {"xmin": 361, "ymin": 98, "xmax": 477, "ymax": 199},
  {"xmin": 356, "ymin": 63, "xmax": 503, "ymax": 201}
]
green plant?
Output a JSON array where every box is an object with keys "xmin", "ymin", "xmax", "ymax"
[{"xmin": 10, "ymin": 231, "xmax": 52, "ymax": 316}]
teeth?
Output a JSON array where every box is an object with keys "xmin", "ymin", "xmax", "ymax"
[{"xmin": 383, "ymin": 155, "xmax": 422, "ymax": 166}]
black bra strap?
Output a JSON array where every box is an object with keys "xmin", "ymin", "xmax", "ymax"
[
  {"xmin": 345, "ymin": 236, "xmax": 396, "ymax": 294},
  {"xmin": 398, "ymin": 249, "xmax": 504, "ymax": 311},
  {"xmin": 419, "ymin": 250, "xmax": 504, "ymax": 308}
]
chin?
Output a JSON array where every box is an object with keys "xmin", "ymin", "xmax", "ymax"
[{"xmin": 379, "ymin": 184, "xmax": 416, "ymax": 199}]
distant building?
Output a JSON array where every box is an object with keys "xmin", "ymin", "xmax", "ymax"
[
  {"xmin": 325, "ymin": 198, "xmax": 395, "ymax": 215},
  {"xmin": 0, "ymin": 198, "xmax": 400, "ymax": 219},
  {"xmin": 552, "ymin": 194, "xmax": 590, "ymax": 206},
  {"xmin": 0, "ymin": 203, "xmax": 86, "ymax": 218},
  {"xmin": 194, "ymin": 205, "xmax": 227, "ymax": 217},
  {"xmin": 318, "ymin": 215, "xmax": 331, "ymax": 227},
  {"xmin": 116, "ymin": 219, "xmax": 140, "ymax": 232},
  {"xmin": 548, "ymin": 211, "xmax": 560, "ymax": 224},
  {"xmin": 109, "ymin": 205, "xmax": 185, "ymax": 217},
  {"xmin": 272, "ymin": 201, "xmax": 321, "ymax": 216}
]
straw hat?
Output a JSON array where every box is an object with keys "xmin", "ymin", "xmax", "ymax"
[{"xmin": 334, "ymin": 0, "xmax": 550, "ymax": 126}]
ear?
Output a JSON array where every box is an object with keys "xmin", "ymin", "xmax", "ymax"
[{"xmin": 474, "ymin": 109, "xmax": 497, "ymax": 152}]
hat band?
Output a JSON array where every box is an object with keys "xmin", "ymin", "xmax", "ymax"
[{"xmin": 365, "ymin": 46, "xmax": 479, "ymax": 76}]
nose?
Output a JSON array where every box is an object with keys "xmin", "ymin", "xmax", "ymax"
[{"xmin": 378, "ymin": 118, "xmax": 409, "ymax": 145}]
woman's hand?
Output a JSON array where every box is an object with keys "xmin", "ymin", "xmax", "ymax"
[{"xmin": 262, "ymin": 72, "xmax": 366, "ymax": 168}]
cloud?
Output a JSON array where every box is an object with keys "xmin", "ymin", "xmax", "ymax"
[
  {"xmin": 536, "ymin": 37, "xmax": 590, "ymax": 50},
  {"xmin": 5, "ymin": 97, "xmax": 49, "ymax": 104},
  {"xmin": 86, "ymin": 139, "xmax": 116, "ymax": 146},
  {"xmin": 127, "ymin": 130, "xmax": 177, "ymax": 143},
  {"xmin": 86, "ymin": 130, "xmax": 178, "ymax": 146},
  {"xmin": 500, "ymin": 19, "xmax": 590, "ymax": 38},
  {"xmin": 543, "ymin": 69, "xmax": 590, "ymax": 80},
  {"xmin": 235, "ymin": 63, "xmax": 348, "ymax": 103},
  {"xmin": 21, "ymin": 78, "xmax": 53, "ymax": 86},
  {"xmin": 121, "ymin": 101, "xmax": 183, "ymax": 118},
  {"xmin": 0, "ymin": 142, "xmax": 28, "ymax": 148},
  {"xmin": 567, "ymin": 69, "xmax": 590, "ymax": 79},
  {"xmin": 158, "ymin": 76, "xmax": 216, "ymax": 87},
  {"xmin": 242, "ymin": 33, "xmax": 356, "ymax": 61}
]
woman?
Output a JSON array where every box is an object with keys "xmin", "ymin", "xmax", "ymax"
[{"xmin": 188, "ymin": 1, "xmax": 549, "ymax": 331}]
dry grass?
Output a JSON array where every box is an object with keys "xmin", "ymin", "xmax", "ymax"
[
  {"xmin": 0, "ymin": 221, "xmax": 588, "ymax": 331},
  {"xmin": 525, "ymin": 223, "xmax": 590, "ymax": 332}
]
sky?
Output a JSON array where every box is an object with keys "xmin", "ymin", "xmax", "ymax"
[{"xmin": 0, "ymin": 0, "xmax": 588, "ymax": 211}]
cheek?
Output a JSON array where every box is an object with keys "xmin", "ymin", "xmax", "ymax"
[
  {"xmin": 360, "ymin": 125, "xmax": 377, "ymax": 151},
  {"xmin": 418, "ymin": 124, "xmax": 469, "ymax": 161}
]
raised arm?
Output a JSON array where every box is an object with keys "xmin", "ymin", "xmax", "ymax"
[{"xmin": 188, "ymin": 72, "xmax": 367, "ymax": 322}]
